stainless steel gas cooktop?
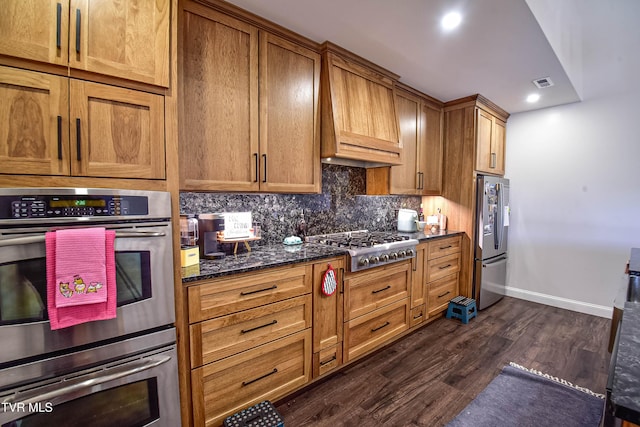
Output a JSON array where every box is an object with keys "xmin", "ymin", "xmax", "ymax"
[{"xmin": 307, "ymin": 230, "xmax": 418, "ymax": 272}]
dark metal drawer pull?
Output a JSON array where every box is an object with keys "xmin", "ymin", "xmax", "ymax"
[
  {"xmin": 438, "ymin": 290, "xmax": 451, "ymax": 298},
  {"xmin": 75, "ymin": 118, "xmax": 81, "ymax": 161},
  {"xmin": 56, "ymin": 3, "xmax": 62, "ymax": 48},
  {"xmin": 371, "ymin": 321, "xmax": 390, "ymax": 332},
  {"xmin": 319, "ymin": 355, "xmax": 337, "ymax": 366},
  {"xmin": 439, "ymin": 245, "xmax": 452, "ymax": 250},
  {"xmin": 240, "ymin": 319, "xmax": 277, "ymax": 334},
  {"xmin": 75, "ymin": 9, "xmax": 81, "ymax": 53},
  {"xmin": 253, "ymin": 153, "xmax": 259, "ymax": 182},
  {"xmin": 438, "ymin": 264, "xmax": 452, "ymax": 270},
  {"xmin": 242, "ymin": 368, "xmax": 278, "ymax": 386},
  {"xmin": 372, "ymin": 285, "xmax": 391, "ymax": 294},
  {"xmin": 240, "ymin": 285, "xmax": 277, "ymax": 296},
  {"xmin": 57, "ymin": 115, "xmax": 63, "ymax": 160},
  {"xmin": 413, "ymin": 312, "xmax": 423, "ymax": 320}
]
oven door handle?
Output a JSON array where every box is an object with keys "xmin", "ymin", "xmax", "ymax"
[
  {"xmin": 2, "ymin": 354, "xmax": 171, "ymax": 406},
  {"xmin": 0, "ymin": 230, "xmax": 166, "ymax": 247}
]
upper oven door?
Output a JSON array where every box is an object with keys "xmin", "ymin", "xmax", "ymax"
[{"xmin": 0, "ymin": 222, "xmax": 175, "ymax": 365}]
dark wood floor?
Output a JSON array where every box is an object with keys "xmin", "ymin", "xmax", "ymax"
[{"xmin": 276, "ymin": 297, "xmax": 611, "ymax": 426}]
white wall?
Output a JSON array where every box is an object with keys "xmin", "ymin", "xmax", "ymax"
[{"xmin": 505, "ymin": 91, "xmax": 640, "ymax": 317}]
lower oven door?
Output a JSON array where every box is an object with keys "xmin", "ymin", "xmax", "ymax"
[
  {"xmin": 0, "ymin": 343, "xmax": 180, "ymax": 427},
  {"xmin": 0, "ymin": 222, "xmax": 175, "ymax": 364}
]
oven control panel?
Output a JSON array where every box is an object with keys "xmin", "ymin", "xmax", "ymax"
[{"xmin": 0, "ymin": 195, "xmax": 149, "ymax": 219}]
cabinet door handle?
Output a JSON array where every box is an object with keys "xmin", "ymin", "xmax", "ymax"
[
  {"xmin": 319, "ymin": 355, "xmax": 337, "ymax": 366},
  {"xmin": 262, "ymin": 154, "xmax": 267, "ymax": 182},
  {"xmin": 253, "ymin": 153, "xmax": 258, "ymax": 182},
  {"xmin": 372, "ymin": 285, "xmax": 391, "ymax": 294},
  {"xmin": 240, "ymin": 319, "xmax": 277, "ymax": 334},
  {"xmin": 439, "ymin": 245, "xmax": 452, "ymax": 250},
  {"xmin": 419, "ymin": 172, "xmax": 424, "ymax": 190},
  {"xmin": 75, "ymin": 9, "xmax": 81, "ymax": 53},
  {"xmin": 412, "ymin": 256, "xmax": 416, "ymax": 272},
  {"xmin": 438, "ymin": 290, "xmax": 451, "ymax": 298},
  {"xmin": 438, "ymin": 264, "xmax": 452, "ymax": 270},
  {"xmin": 371, "ymin": 321, "xmax": 390, "ymax": 332},
  {"xmin": 490, "ymin": 152, "xmax": 496, "ymax": 168},
  {"xmin": 240, "ymin": 284, "xmax": 277, "ymax": 296},
  {"xmin": 241, "ymin": 368, "xmax": 278, "ymax": 386},
  {"xmin": 75, "ymin": 118, "xmax": 81, "ymax": 161},
  {"xmin": 56, "ymin": 3, "xmax": 62, "ymax": 49},
  {"xmin": 339, "ymin": 268, "xmax": 344, "ymax": 294},
  {"xmin": 57, "ymin": 116, "xmax": 63, "ymax": 160}
]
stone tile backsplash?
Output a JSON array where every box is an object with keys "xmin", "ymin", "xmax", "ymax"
[{"xmin": 180, "ymin": 164, "xmax": 421, "ymax": 245}]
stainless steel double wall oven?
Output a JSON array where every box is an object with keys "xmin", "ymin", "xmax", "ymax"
[{"xmin": 0, "ymin": 188, "xmax": 180, "ymax": 427}]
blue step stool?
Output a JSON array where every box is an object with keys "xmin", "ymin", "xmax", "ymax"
[{"xmin": 445, "ymin": 296, "xmax": 477, "ymax": 324}]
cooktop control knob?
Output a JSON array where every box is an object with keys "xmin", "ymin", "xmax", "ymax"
[
  {"xmin": 381, "ymin": 254, "xmax": 390, "ymax": 262},
  {"xmin": 369, "ymin": 256, "xmax": 380, "ymax": 264},
  {"xmin": 390, "ymin": 252, "xmax": 398, "ymax": 260},
  {"xmin": 406, "ymin": 249, "xmax": 414, "ymax": 257},
  {"xmin": 358, "ymin": 257, "xmax": 370, "ymax": 267},
  {"xmin": 398, "ymin": 250, "xmax": 406, "ymax": 258}
]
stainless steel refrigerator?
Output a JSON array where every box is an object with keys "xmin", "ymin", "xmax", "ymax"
[{"xmin": 474, "ymin": 175, "xmax": 509, "ymax": 310}]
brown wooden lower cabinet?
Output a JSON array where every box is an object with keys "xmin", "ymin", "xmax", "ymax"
[
  {"xmin": 191, "ymin": 329, "xmax": 311, "ymax": 427},
  {"xmin": 410, "ymin": 304, "xmax": 427, "ymax": 327},
  {"xmin": 313, "ymin": 343, "xmax": 343, "ymax": 378},
  {"xmin": 344, "ymin": 298, "xmax": 410, "ymax": 362},
  {"xmin": 428, "ymin": 273, "xmax": 459, "ymax": 316}
]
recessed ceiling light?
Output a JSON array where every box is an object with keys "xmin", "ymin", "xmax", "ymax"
[
  {"xmin": 527, "ymin": 94, "xmax": 540, "ymax": 103},
  {"xmin": 441, "ymin": 12, "xmax": 462, "ymax": 31}
]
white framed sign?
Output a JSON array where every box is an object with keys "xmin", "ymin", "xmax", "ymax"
[{"xmin": 223, "ymin": 212, "xmax": 252, "ymax": 239}]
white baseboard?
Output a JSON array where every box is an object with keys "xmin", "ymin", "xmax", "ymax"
[{"xmin": 504, "ymin": 286, "xmax": 613, "ymax": 319}]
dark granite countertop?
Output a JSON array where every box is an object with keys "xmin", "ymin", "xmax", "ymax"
[
  {"xmin": 609, "ymin": 301, "xmax": 640, "ymax": 424},
  {"xmin": 181, "ymin": 243, "xmax": 348, "ymax": 283},
  {"xmin": 398, "ymin": 230, "xmax": 464, "ymax": 242}
]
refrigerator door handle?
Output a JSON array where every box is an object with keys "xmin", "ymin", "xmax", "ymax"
[{"xmin": 482, "ymin": 255, "xmax": 508, "ymax": 267}]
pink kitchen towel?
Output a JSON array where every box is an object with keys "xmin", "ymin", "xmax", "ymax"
[
  {"xmin": 55, "ymin": 227, "xmax": 108, "ymax": 307},
  {"xmin": 46, "ymin": 229, "xmax": 117, "ymax": 330}
]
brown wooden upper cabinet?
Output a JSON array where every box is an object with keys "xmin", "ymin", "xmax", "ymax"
[
  {"xmin": 0, "ymin": 0, "xmax": 170, "ymax": 87},
  {"xmin": 390, "ymin": 84, "xmax": 443, "ymax": 195},
  {"xmin": 320, "ymin": 42, "xmax": 402, "ymax": 165},
  {"xmin": 0, "ymin": 66, "xmax": 166, "ymax": 179},
  {"xmin": 180, "ymin": 1, "xmax": 321, "ymax": 193},
  {"xmin": 476, "ymin": 108, "xmax": 506, "ymax": 176}
]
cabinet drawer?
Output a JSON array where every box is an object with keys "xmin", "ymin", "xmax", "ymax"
[
  {"xmin": 190, "ymin": 295, "xmax": 312, "ymax": 368},
  {"xmin": 188, "ymin": 264, "xmax": 312, "ymax": 323},
  {"xmin": 344, "ymin": 262, "xmax": 410, "ymax": 321},
  {"xmin": 427, "ymin": 235, "xmax": 461, "ymax": 260},
  {"xmin": 313, "ymin": 343, "xmax": 343, "ymax": 378},
  {"xmin": 344, "ymin": 299, "xmax": 409, "ymax": 362},
  {"xmin": 428, "ymin": 274, "xmax": 458, "ymax": 315},
  {"xmin": 192, "ymin": 329, "xmax": 311, "ymax": 427},
  {"xmin": 410, "ymin": 304, "xmax": 426, "ymax": 328},
  {"xmin": 427, "ymin": 252, "xmax": 461, "ymax": 282}
]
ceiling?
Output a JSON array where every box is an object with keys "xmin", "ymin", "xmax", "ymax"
[{"xmin": 225, "ymin": 0, "xmax": 640, "ymax": 114}]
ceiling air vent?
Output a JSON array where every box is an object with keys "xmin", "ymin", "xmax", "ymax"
[{"xmin": 533, "ymin": 77, "xmax": 554, "ymax": 89}]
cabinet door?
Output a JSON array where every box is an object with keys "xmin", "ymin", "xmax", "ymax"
[
  {"xmin": 419, "ymin": 102, "xmax": 443, "ymax": 194},
  {"xmin": 259, "ymin": 32, "xmax": 321, "ymax": 193},
  {"xmin": 69, "ymin": 0, "xmax": 170, "ymax": 87},
  {"xmin": 410, "ymin": 244, "xmax": 427, "ymax": 308},
  {"xmin": 0, "ymin": 0, "xmax": 69, "ymax": 66},
  {"xmin": 312, "ymin": 257, "xmax": 344, "ymax": 352},
  {"xmin": 0, "ymin": 66, "xmax": 69, "ymax": 176},
  {"xmin": 390, "ymin": 90, "xmax": 420, "ymax": 195},
  {"xmin": 180, "ymin": 3, "xmax": 259, "ymax": 191},
  {"xmin": 69, "ymin": 80, "xmax": 165, "ymax": 179},
  {"xmin": 493, "ymin": 118, "xmax": 506, "ymax": 175},
  {"xmin": 476, "ymin": 108, "xmax": 494, "ymax": 173}
]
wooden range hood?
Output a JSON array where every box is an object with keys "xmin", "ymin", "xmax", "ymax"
[{"xmin": 320, "ymin": 42, "xmax": 403, "ymax": 167}]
